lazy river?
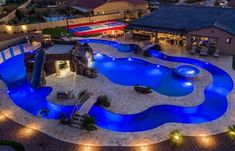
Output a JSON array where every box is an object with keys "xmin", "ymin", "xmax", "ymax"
[{"xmin": 0, "ymin": 40, "xmax": 233, "ymax": 132}]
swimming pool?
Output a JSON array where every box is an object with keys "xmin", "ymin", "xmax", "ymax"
[
  {"xmin": 92, "ymin": 53, "xmax": 193, "ymax": 96},
  {"xmin": 0, "ymin": 40, "xmax": 233, "ymax": 132}
]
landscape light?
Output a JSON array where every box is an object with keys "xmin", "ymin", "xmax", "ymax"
[
  {"xmin": 21, "ymin": 25, "xmax": 27, "ymax": 31},
  {"xmin": 6, "ymin": 25, "xmax": 12, "ymax": 32},
  {"xmin": 197, "ymin": 134, "xmax": 216, "ymax": 148}
]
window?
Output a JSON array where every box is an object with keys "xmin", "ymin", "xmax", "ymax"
[{"xmin": 226, "ymin": 38, "xmax": 232, "ymax": 43}]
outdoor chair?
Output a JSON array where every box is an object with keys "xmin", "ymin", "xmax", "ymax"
[
  {"xmin": 199, "ymin": 47, "xmax": 208, "ymax": 56},
  {"xmin": 57, "ymin": 89, "xmax": 75, "ymax": 99},
  {"xmin": 213, "ymin": 49, "xmax": 220, "ymax": 57}
]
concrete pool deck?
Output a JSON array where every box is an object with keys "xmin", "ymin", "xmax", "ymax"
[{"xmin": 0, "ymin": 39, "xmax": 235, "ymax": 146}]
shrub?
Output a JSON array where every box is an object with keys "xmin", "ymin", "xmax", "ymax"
[
  {"xmin": 78, "ymin": 89, "xmax": 88, "ymax": 99},
  {"xmin": 83, "ymin": 115, "xmax": 97, "ymax": 131},
  {"xmin": 169, "ymin": 129, "xmax": 183, "ymax": 147},
  {"xmin": 96, "ymin": 95, "xmax": 111, "ymax": 108},
  {"xmin": 143, "ymin": 50, "xmax": 151, "ymax": 57},
  {"xmin": 59, "ymin": 113, "xmax": 70, "ymax": 125},
  {"xmin": 227, "ymin": 125, "xmax": 235, "ymax": 139},
  {"xmin": 15, "ymin": 9, "xmax": 24, "ymax": 20}
]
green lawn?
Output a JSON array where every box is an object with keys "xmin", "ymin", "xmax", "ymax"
[{"xmin": 42, "ymin": 27, "xmax": 73, "ymax": 39}]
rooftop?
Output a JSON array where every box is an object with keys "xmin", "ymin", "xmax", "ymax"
[
  {"xmin": 128, "ymin": 5, "xmax": 235, "ymax": 35},
  {"xmin": 45, "ymin": 44, "xmax": 74, "ymax": 54},
  {"xmin": 68, "ymin": 0, "xmax": 146, "ymax": 9}
]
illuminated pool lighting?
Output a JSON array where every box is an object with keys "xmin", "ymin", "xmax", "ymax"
[
  {"xmin": 184, "ymin": 82, "xmax": 192, "ymax": 87},
  {"xmin": 128, "ymin": 57, "xmax": 132, "ymax": 61},
  {"xmin": 96, "ymin": 53, "xmax": 102, "ymax": 57},
  {"xmin": 112, "ymin": 57, "xmax": 116, "ymax": 61},
  {"xmin": 186, "ymin": 70, "xmax": 195, "ymax": 75}
]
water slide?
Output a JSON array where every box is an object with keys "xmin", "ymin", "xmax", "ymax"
[{"xmin": 31, "ymin": 50, "xmax": 45, "ymax": 88}]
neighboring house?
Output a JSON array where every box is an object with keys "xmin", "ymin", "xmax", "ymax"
[
  {"xmin": 68, "ymin": 0, "xmax": 147, "ymax": 15},
  {"xmin": 128, "ymin": 5, "xmax": 235, "ymax": 55}
]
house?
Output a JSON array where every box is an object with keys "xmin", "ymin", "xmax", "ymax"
[
  {"xmin": 68, "ymin": 0, "xmax": 147, "ymax": 15},
  {"xmin": 128, "ymin": 5, "xmax": 235, "ymax": 55}
]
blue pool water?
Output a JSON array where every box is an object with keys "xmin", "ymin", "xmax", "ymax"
[
  {"xmin": 92, "ymin": 53, "xmax": 193, "ymax": 96},
  {"xmin": 0, "ymin": 40, "xmax": 233, "ymax": 132},
  {"xmin": 174, "ymin": 65, "xmax": 200, "ymax": 78}
]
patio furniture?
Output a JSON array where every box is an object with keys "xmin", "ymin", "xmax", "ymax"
[
  {"xmin": 57, "ymin": 89, "xmax": 75, "ymax": 99},
  {"xmin": 199, "ymin": 47, "xmax": 208, "ymax": 56},
  {"xmin": 213, "ymin": 49, "xmax": 220, "ymax": 57},
  {"xmin": 190, "ymin": 45, "xmax": 196, "ymax": 54},
  {"xmin": 134, "ymin": 85, "xmax": 152, "ymax": 94}
]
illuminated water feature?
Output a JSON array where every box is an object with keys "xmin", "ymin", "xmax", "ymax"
[
  {"xmin": 174, "ymin": 65, "xmax": 200, "ymax": 78},
  {"xmin": 0, "ymin": 41, "xmax": 233, "ymax": 132}
]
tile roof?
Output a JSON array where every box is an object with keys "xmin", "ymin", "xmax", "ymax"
[{"xmin": 128, "ymin": 5, "xmax": 235, "ymax": 35}]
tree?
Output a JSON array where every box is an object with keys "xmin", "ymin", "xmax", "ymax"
[{"xmin": 15, "ymin": 9, "xmax": 24, "ymax": 20}]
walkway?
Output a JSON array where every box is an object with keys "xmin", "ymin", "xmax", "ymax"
[{"xmin": 77, "ymin": 96, "xmax": 97, "ymax": 115}]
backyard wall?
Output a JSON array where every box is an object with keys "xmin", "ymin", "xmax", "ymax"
[{"xmin": 0, "ymin": 13, "xmax": 124, "ymax": 33}]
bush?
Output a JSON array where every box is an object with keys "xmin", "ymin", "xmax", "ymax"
[
  {"xmin": 59, "ymin": 113, "xmax": 70, "ymax": 125},
  {"xmin": 169, "ymin": 129, "xmax": 183, "ymax": 147},
  {"xmin": 15, "ymin": 9, "xmax": 24, "ymax": 20},
  {"xmin": 83, "ymin": 115, "xmax": 97, "ymax": 131},
  {"xmin": 143, "ymin": 50, "xmax": 151, "ymax": 57},
  {"xmin": 0, "ymin": 140, "xmax": 25, "ymax": 151},
  {"xmin": 78, "ymin": 89, "xmax": 88, "ymax": 99},
  {"xmin": 227, "ymin": 125, "xmax": 235, "ymax": 139},
  {"xmin": 96, "ymin": 95, "xmax": 111, "ymax": 108}
]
